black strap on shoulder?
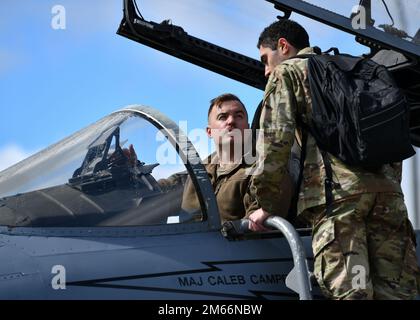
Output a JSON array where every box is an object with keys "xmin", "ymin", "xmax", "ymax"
[
  {"xmin": 290, "ymin": 47, "xmax": 342, "ymax": 217},
  {"xmin": 323, "ymin": 47, "xmax": 340, "ymax": 55},
  {"xmin": 251, "ymin": 100, "xmax": 263, "ymax": 130},
  {"xmin": 296, "ymin": 131, "xmax": 308, "ymax": 196},
  {"xmin": 287, "ymin": 129, "xmax": 308, "ymax": 225},
  {"xmin": 251, "ymin": 100, "xmax": 264, "ymax": 157},
  {"xmin": 313, "ymin": 46, "xmax": 322, "ymax": 54},
  {"xmin": 320, "ymin": 151, "xmax": 341, "ymax": 216}
]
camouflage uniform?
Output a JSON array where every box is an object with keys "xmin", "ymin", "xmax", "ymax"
[
  {"xmin": 183, "ymin": 153, "xmax": 292, "ymax": 223},
  {"xmin": 251, "ymin": 47, "xmax": 420, "ymax": 299}
]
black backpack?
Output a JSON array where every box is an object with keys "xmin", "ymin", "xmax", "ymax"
[
  {"xmin": 299, "ymin": 49, "xmax": 415, "ymax": 167},
  {"xmin": 295, "ymin": 49, "xmax": 415, "ymax": 216},
  {"xmin": 253, "ymin": 49, "xmax": 416, "ymax": 219}
]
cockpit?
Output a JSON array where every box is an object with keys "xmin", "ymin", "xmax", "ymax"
[{"xmin": 0, "ymin": 107, "xmax": 206, "ymax": 227}]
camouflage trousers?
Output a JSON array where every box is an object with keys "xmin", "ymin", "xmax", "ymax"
[{"xmin": 301, "ymin": 193, "xmax": 419, "ymax": 300}]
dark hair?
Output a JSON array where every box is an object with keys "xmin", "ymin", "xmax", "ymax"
[
  {"xmin": 208, "ymin": 93, "xmax": 247, "ymax": 120},
  {"xmin": 257, "ymin": 19, "xmax": 309, "ymax": 50}
]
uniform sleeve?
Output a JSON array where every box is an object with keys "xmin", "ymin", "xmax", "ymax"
[
  {"xmin": 390, "ymin": 162, "xmax": 403, "ymax": 185},
  {"xmin": 245, "ymin": 173, "xmax": 294, "ymax": 218},
  {"xmin": 250, "ymin": 65, "xmax": 298, "ymax": 214},
  {"xmin": 243, "ymin": 187, "xmax": 260, "ymax": 219},
  {"xmin": 158, "ymin": 172, "xmax": 188, "ymax": 191}
]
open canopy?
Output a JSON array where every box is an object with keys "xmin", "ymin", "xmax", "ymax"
[
  {"xmin": 117, "ymin": 0, "xmax": 420, "ymax": 146},
  {"xmin": 0, "ymin": 107, "xmax": 208, "ymax": 228}
]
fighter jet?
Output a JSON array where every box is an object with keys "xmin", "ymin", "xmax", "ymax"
[
  {"xmin": 0, "ymin": 0, "xmax": 419, "ymax": 300},
  {"xmin": 0, "ymin": 105, "xmax": 317, "ymax": 299}
]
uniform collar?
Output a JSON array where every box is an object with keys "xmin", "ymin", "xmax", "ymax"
[
  {"xmin": 296, "ymin": 47, "xmax": 317, "ymax": 55},
  {"xmin": 205, "ymin": 152, "xmax": 252, "ymax": 178}
]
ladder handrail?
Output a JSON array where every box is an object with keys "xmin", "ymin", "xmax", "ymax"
[
  {"xmin": 264, "ymin": 216, "xmax": 313, "ymax": 300},
  {"xmin": 227, "ymin": 216, "xmax": 313, "ymax": 300}
]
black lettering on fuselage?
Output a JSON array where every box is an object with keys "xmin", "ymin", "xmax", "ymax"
[
  {"xmin": 207, "ymin": 275, "xmax": 246, "ymax": 286},
  {"xmin": 178, "ymin": 276, "xmax": 203, "ymax": 287},
  {"xmin": 250, "ymin": 274, "xmax": 285, "ymax": 284}
]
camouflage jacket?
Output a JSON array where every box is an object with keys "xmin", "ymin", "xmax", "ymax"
[
  {"xmin": 250, "ymin": 47, "xmax": 403, "ymax": 216},
  {"xmin": 182, "ymin": 153, "xmax": 260, "ymax": 223},
  {"xmin": 182, "ymin": 155, "xmax": 292, "ymax": 223}
]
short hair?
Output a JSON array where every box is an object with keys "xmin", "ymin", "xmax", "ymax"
[
  {"xmin": 257, "ymin": 19, "xmax": 310, "ymax": 51},
  {"xmin": 207, "ymin": 93, "xmax": 248, "ymax": 120}
]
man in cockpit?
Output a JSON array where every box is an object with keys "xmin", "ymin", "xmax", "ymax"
[{"xmin": 180, "ymin": 93, "xmax": 294, "ymax": 230}]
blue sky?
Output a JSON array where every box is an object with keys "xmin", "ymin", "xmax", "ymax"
[
  {"xmin": 0, "ymin": 0, "xmax": 370, "ymax": 159},
  {"xmin": 0, "ymin": 0, "xmax": 418, "ymax": 224}
]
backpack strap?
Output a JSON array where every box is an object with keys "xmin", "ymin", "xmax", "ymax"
[
  {"xmin": 323, "ymin": 47, "xmax": 339, "ymax": 55},
  {"xmin": 296, "ymin": 130, "xmax": 308, "ymax": 199},
  {"xmin": 320, "ymin": 151, "xmax": 341, "ymax": 216},
  {"xmin": 296, "ymin": 124, "xmax": 341, "ymax": 217},
  {"xmin": 287, "ymin": 129, "xmax": 307, "ymax": 226},
  {"xmin": 251, "ymin": 100, "xmax": 264, "ymax": 157},
  {"xmin": 290, "ymin": 50, "xmax": 344, "ymax": 217},
  {"xmin": 251, "ymin": 100, "xmax": 263, "ymax": 130}
]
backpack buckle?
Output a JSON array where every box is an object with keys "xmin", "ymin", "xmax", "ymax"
[{"xmin": 324, "ymin": 179, "xmax": 341, "ymax": 190}]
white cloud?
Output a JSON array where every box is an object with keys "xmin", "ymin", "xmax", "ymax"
[{"xmin": 0, "ymin": 144, "xmax": 32, "ymax": 172}]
